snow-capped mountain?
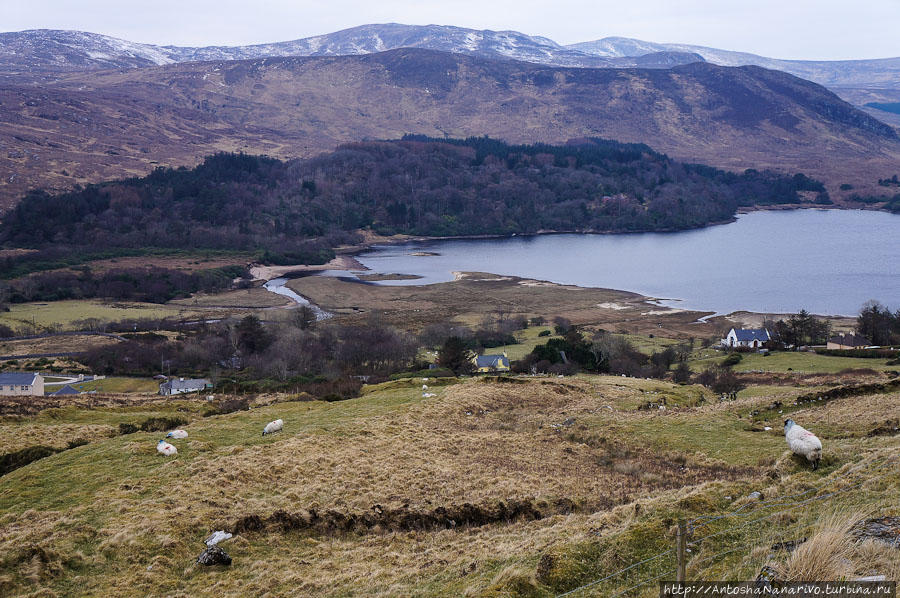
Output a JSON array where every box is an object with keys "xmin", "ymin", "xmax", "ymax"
[
  {"xmin": 0, "ymin": 24, "xmax": 704, "ymax": 73},
  {"xmin": 1, "ymin": 24, "xmax": 898, "ymax": 96}
]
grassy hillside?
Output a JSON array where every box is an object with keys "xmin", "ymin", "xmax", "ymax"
[{"xmin": 1, "ymin": 373, "xmax": 897, "ymax": 596}]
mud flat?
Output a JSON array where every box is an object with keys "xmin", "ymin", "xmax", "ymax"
[{"xmin": 287, "ymin": 270, "xmax": 733, "ymax": 335}]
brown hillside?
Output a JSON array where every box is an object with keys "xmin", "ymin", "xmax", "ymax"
[{"xmin": 1, "ymin": 49, "xmax": 898, "ymax": 210}]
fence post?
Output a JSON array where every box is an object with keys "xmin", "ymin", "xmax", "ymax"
[{"xmin": 676, "ymin": 520, "xmax": 687, "ymax": 583}]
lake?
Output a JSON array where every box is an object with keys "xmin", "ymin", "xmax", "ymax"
[{"xmin": 350, "ymin": 209, "xmax": 900, "ymax": 316}]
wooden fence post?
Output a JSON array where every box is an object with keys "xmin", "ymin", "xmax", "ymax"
[{"xmin": 676, "ymin": 520, "xmax": 687, "ymax": 583}]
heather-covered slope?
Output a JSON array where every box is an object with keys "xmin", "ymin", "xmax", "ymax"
[{"xmin": 0, "ymin": 49, "xmax": 897, "ymax": 209}]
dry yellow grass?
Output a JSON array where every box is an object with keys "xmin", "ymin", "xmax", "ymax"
[
  {"xmin": 168, "ymin": 287, "xmax": 291, "ymax": 309},
  {"xmin": 0, "ymin": 334, "xmax": 120, "ymax": 356},
  {"xmin": 0, "ymin": 375, "xmax": 897, "ymax": 597},
  {"xmin": 287, "ymin": 272, "xmax": 717, "ymax": 336}
]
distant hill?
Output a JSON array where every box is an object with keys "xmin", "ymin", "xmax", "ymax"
[
  {"xmin": 0, "ymin": 48, "xmax": 897, "ymax": 209},
  {"xmin": 568, "ymin": 36, "xmax": 900, "ymax": 90}
]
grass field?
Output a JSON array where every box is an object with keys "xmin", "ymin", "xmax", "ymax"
[
  {"xmin": 71, "ymin": 377, "xmax": 161, "ymax": 393},
  {"xmin": 0, "ymin": 300, "xmax": 208, "ymax": 332},
  {"xmin": 488, "ymin": 326, "xmax": 558, "ymax": 360},
  {"xmin": 0, "ymin": 334, "xmax": 120, "ymax": 357},
  {"xmin": 689, "ymin": 349, "xmax": 898, "ymax": 374},
  {"xmin": 1, "ymin": 373, "xmax": 897, "ymax": 596},
  {"xmin": 168, "ymin": 287, "xmax": 291, "ymax": 309},
  {"xmin": 0, "ymin": 296, "xmax": 281, "ymax": 334}
]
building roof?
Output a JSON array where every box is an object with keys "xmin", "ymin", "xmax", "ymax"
[
  {"xmin": 475, "ymin": 354, "xmax": 510, "ymax": 368},
  {"xmin": 827, "ymin": 334, "xmax": 870, "ymax": 347},
  {"xmin": 51, "ymin": 384, "xmax": 80, "ymax": 396},
  {"xmin": 160, "ymin": 378, "xmax": 211, "ymax": 391},
  {"xmin": 0, "ymin": 372, "xmax": 39, "ymax": 385},
  {"xmin": 732, "ymin": 328, "xmax": 770, "ymax": 342}
]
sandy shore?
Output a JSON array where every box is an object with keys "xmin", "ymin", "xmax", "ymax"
[{"xmin": 250, "ymin": 255, "xmax": 367, "ymax": 280}]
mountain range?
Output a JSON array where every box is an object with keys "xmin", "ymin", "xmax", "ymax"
[
  {"xmin": 3, "ymin": 24, "xmax": 899, "ymax": 92},
  {"xmin": 0, "ymin": 24, "xmax": 898, "ymax": 210},
  {"xmin": 0, "ymin": 26, "xmax": 705, "ymax": 73}
]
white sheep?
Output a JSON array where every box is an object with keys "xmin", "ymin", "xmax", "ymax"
[
  {"xmin": 166, "ymin": 430, "xmax": 188, "ymax": 439},
  {"xmin": 157, "ymin": 439, "xmax": 178, "ymax": 456},
  {"xmin": 262, "ymin": 419, "xmax": 283, "ymax": 436},
  {"xmin": 784, "ymin": 419, "xmax": 822, "ymax": 470}
]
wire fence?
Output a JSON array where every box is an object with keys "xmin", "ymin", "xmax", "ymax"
[
  {"xmin": 554, "ymin": 455, "xmax": 896, "ymax": 597},
  {"xmin": 687, "ymin": 455, "xmax": 893, "ymax": 533}
]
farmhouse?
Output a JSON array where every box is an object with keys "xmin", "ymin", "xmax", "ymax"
[
  {"xmin": 159, "ymin": 378, "xmax": 212, "ymax": 396},
  {"xmin": 722, "ymin": 328, "xmax": 770, "ymax": 349},
  {"xmin": 826, "ymin": 333, "xmax": 871, "ymax": 349},
  {"xmin": 0, "ymin": 372, "xmax": 45, "ymax": 396},
  {"xmin": 473, "ymin": 353, "xmax": 510, "ymax": 373}
]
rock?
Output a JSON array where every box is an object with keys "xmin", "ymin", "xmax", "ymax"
[
  {"xmin": 197, "ymin": 545, "xmax": 232, "ymax": 566},
  {"xmin": 562, "ymin": 417, "xmax": 576, "ymax": 427},
  {"xmin": 852, "ymin": 516, "xmax": 900, "ymax": 547},
  {"xmin": 748, "ymin": 491, "xmax": 763, "ymax": 500},
  {"xmin": 755, "ymin": 565, "xmax": 780, "ymax": 590}
]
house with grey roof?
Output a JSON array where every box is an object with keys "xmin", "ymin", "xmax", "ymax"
[
  {"xmin": 0, "ymin": 372, "xmax": 44, "ymax": 396},
  {"xmin": 159, "ymin": 378, "xmax": 212, "ymax": 396},
  {"xmin": 722, "ymin": 328, "xmax": 770, "ymax": 349},
  {"xmin": 826, "ymin": 333, "xmax": 871, "ymax": 350}
]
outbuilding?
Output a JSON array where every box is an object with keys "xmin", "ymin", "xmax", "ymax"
[{"xmin": 826, "ymin": 333, "xmax": 871, "ymax": 350}]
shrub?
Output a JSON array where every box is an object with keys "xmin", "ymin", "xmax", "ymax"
[
  {"xmin": 721, "ymin": 353, "xmax": 743, "ymax": 367},
  {"xmin": 139, "ymin": 416, "xmax": 188, "ymax": 432},
  {"xmin": 118, "ymin": 423, "xmax": 138, "ymax": 435},
  {"xmin": 1, "ymin": 445, "xmax": 59, "ymax": 476},
  {"xmin": 203, "ymin": 397, "xmax": 251, "ymax": 417},
  {"xmin": 816, "ymin": 348, "xmax": 898, "ymax": 358},
  {"xmin": 673, "ymin": 361, "xmax": 692, "ymax": 383}
]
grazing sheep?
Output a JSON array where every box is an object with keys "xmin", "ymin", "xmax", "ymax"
[
  {"xmin": 157, "ymin": 440, "xmax": 178, "ymax": 456},
  {"xmin": 784, "ymin": 419, "xmax": 822, "ymax": 470},
  {"xmin": 166, "ymin": 430, "xmax": 188, "ymax": 439},
  {"xmin": 262, "ymin": 419, "xmax": 283, "ymax": 436}
]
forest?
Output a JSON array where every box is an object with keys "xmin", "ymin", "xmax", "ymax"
[{"xmin": 0, "ymin": 137, "xmax": 828, "ymax": 268}]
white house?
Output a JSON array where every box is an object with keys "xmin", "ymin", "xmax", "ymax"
[
  {"xmin": 0, "ymin": 372, "xmax": 45, "ymax": 396},
  {"xmin": 722, "ymin": 328, "xmax": 770, "ymax": 349},
  {"xmin": 159, "ymin": 378, "xmax": 212, "ymax": 396}
]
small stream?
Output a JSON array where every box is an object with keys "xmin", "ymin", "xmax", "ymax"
[{"xmin": 262, "ymin": 278, "xmax": 331, "ymax": 320}]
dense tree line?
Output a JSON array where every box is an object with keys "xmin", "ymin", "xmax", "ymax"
[
  {"xmin": 0, "ymin": 265, "xmax": 248, "ymax": 304},
  {"xmin": 764, "ymin": 309, "xmax": 832, "ymax": 348},
  {"xmin": 857, "ymin": 300, "xmax": 900, "ymax": 346},
  {"xmin": 1, "ymin": 138, "xmax": 827, "ymax": 265},
  {"xmin": 80, "ymin": 314, "xmax": 419, "ymax": 391}
]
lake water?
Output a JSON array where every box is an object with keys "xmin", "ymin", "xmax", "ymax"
[{"xmin": 350, "ymin": 209, "xmax": 900, "ymax": 316}]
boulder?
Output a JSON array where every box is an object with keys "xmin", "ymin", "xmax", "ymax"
[{"xmin": 197, "ymin": 545, "xmax": 232, "ymax": 566}]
